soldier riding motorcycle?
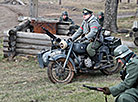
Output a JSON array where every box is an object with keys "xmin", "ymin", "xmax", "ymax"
[{"xmin": 38, "ymin": 26, "xmax": 122, "ymax": 84}]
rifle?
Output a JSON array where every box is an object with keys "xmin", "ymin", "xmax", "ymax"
[
  {"xmin": 91, "ymin": 27, "xmax": 102, "ymax": 48},
  {"xmin": 83, "ymin": 84, "xmax": 104, "ymax": 92},
  {"xmin": 83, "ymin": 84, "xmax": 108, "ymax": 102}
]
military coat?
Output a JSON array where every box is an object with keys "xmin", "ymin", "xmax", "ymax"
[{"xmin": 109, "ymin": 56, "xmax": 138, "ymax": 102}]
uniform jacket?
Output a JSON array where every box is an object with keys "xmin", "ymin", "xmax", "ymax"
[
  {"xmin": 71, "ymin": 15, "xmax": 101, "ymax": 41},
  {"xmin": 109, "ymin": 56, "xmax": 138, "ymax": 98}
]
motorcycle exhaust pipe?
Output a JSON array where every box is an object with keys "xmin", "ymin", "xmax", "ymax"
[{"xmin": 100, "ymin": 64, "xmax": 114, "ymax": 70}]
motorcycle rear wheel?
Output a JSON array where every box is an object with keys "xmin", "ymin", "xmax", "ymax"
[
  {"xmin": 47, "ymin": 58, "xmax": 74, "ymax": 84},
  {"xmin": 100, "ymin": 56, "xmax": 122, "ymax": 75}
]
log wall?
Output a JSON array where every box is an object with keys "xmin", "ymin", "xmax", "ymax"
[
  {"xmin": 3, "ymin": 31, "xmax": 69, "ymax": 57},
  {"xmin": 2, "ymin": 19, "xmax": 71, "ymax": 58}
]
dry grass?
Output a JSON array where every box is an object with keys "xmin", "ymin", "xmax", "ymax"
[
  {"xmin": 0, "ymin": 37, "xmax": 121, "ymax": 102},
  {"xmin": 0, "ymin": 0, "xmax": 137, "ymax": 102}
]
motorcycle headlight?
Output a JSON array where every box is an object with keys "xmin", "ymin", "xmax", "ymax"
[
  {"xmin": 104, "ymin": 30, "xmax": 111, "ymax": 36},
  {"xmin": 59, "ymin": 39, "xmax": 67, "ymax": 49}
]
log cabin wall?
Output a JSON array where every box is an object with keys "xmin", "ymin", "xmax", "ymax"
[
  {"xmin": 3, "ymin": 31, "xmax": 69, "ymax": 57},
  {"xmin": 3, "ymin": 19, "xmax": 71, "ymax": 58}
]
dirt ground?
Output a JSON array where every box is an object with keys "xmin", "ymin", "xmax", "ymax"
[{"xmin": 0, "ymin": 0, "xmax": 137, "ymax": 38}]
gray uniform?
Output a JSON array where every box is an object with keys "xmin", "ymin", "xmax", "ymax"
[
  {"xmin": 71, "ymin": 15, "xmax": 102, "ymax": 57},
  {"xmin": 72, "ymin": 15, "xmax": 101, "ymax": 41},
  {"xmin": 109, "ymin": 56, "xmax": 138, "ymax": 102}
]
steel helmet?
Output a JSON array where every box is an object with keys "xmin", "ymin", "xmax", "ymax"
[
  {"xmin": 62, "ymin": 11, "xmax": 68, "ymax": 16},
  {"xmin": 114, "ymin": 45, "xmax": 132, "ymax": 59},
  {"xmin": 98, "ymin": 12, "xmax": 104, "ymax": 16}
]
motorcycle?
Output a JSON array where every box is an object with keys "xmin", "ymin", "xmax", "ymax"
[{"xmin": 38, "ymin": 27, "xmax": 122, "ymax": 84}]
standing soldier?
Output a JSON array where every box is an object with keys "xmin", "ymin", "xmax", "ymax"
[
  {"xmin": 69, "ymin": 8, "xmax": 103, "ymax": 69},
  {"xmin": 102, "ymin": 45, "xmax": 138, "ymax": 102}
]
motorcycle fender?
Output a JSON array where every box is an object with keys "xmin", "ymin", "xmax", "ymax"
[
  {"xmin": 49, "ymin": 54, "xmax": 77, "ymax": 73},
  {"xmin": 37, "ymin": 50, "xmax": 51, "ymax": 68}
]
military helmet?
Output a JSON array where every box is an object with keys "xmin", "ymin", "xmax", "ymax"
[
  {"xmin": 62, "ymin": 11, "xmax": 68, "ymax": 16},
  {"xmin": 82, "ymin": 8, "xmax": 93, "ymax": 15},
  {"xmin": 98, "ymin": 12, "xmax": 104, "ymax": 16},
  {"xmin": 114, "ymin": 45, "xmax": 132, "ymax": 59}
]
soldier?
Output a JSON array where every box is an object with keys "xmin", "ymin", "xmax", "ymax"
[
  {"xmin": 59, "ymin": 11, "xmax": 77, "ymax": 35},
  {"xmin": 97, "ymin": 12, "xmax": 104, "ymax": 27},
  {"xmin": 102, "ymin": 45, "xmax": 138, "ymax": 102},
  {"xmin": 69, "ymin": 8, "xmax": 103, "ymax": 69},
  {"xmin": 59, "ymin": 11, "xmax": 74, "ymax": 24}
]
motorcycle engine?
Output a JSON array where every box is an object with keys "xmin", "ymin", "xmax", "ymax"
[{"xmin": 84, "ymin": 57, "xmax": 93, "ymax": 68}]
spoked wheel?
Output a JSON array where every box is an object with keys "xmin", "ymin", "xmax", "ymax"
[
  {"xmin": 100, "ymin": 56, "xmax": 121, "ymax": 75},
  {"xmin": 47, "ymin": 58, "xmax": 74, "ymax": 84}
]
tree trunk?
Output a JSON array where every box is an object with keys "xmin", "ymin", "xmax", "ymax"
[
  {"xmin": 29, "ymin": 0, "xmax": 38, "ymax": 18},
  {"xmin": 119, "ymin": 0, "xmax": 122, "ymax": 3},
  {"xmin": 128, "ymin": 0, "xmax": 130, "ymax": 3},
  {"xmin": 137, "ymin": 0, "xmax": 138, "ymax": 4},
  {"xmin": 59, "ymin": 0, "xmax": 61, "ymax": 5},
  {"xmin": 104, "ymin": 0, "xmax": 119, "ymax": 33}
]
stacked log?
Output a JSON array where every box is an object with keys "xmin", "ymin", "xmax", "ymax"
[
  {"xmin": 1, "ymin": 0, "xmax": 26, "ymax": 5},
  {"xmin": 3, "ymin": 31, "xmax": 51, "ymax": 57},
  {"xmin": 57, "ymin": 22, "xmax": 70, "ymax": 35},
  {"xmin": 3, "ymin": 19, "xmax": 71, "ymax": 57},
  {"xmin": 3, "ymin": 30, "xmax": 69, "ymax": 57},
  {"xmin": 3, "ymin": 20, "xmax": 34, "ymax": 57}
]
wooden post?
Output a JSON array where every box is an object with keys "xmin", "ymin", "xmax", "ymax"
[
  {"xmin": 29, "ymin": 0, "xmax": 38, "ymax": 18},
  {"xmin": 119, "ymin": 0, "xmax": 122, "ymax": 3},
  {"xmin": 59, "ymin": 0, "xmax": 61, "ymax": 5},
  {"xmin": 8, "ymin": 29, "xmax": 17, "ymax": 58}
]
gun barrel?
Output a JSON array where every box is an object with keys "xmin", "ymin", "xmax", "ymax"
[
  {"xmin": 41, "ymin": 27, "xmax": 57, "ymax": 39},
  {"xmin": 83, "ymin": 84, "xmax": 103, "ymax": 92}
]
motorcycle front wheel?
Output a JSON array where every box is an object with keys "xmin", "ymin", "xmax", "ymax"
[
  {"xmin": 100, "ymin": 56, "xmax": 122, "ymax": 75},
  {"xmin": 47, "ymin": 58, "xmax": 74, "ymax": 84}
]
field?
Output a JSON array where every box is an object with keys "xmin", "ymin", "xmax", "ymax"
[
  {"xmin": 0, "ymin": 47, "xmax": 121, "ymax": 102},
  {"xmin": 0, "ymin": 0, "xmax": 138, "ymax": 102}
]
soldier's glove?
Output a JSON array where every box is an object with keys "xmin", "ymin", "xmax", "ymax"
[
  {"xmin": 80, "ymin": 37, "xmax": 87, "ymax": 42},
  {"xmin": 102, "ymin": 87, "xmax": 111, "ymax": 95}
]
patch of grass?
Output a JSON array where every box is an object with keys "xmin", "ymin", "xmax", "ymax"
[
  {"xmin": 118, "ymin": 16, "xmax": 137, "ymax": 29},
  {"xmin": 0, "ymin": 38, "xmax": 3, "ymax": 61},
  {"xmin": 0, "ymin": 54, "xmax": 121, "ymax": 102}
]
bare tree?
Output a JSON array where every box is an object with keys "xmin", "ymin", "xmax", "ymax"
[
  {"xmin": 119, "ymin": 0, "xmax": 122, "ymax": 3},
  {"xmin": 104, "ymin": 0, "xmax": 119, "ymax": 33},
  {"xmin": 29, "ymin": 0, "xmax": 38, "ymax": 18},
  {"xmin": 59, "ymin": 0, "xmax": 61, "ymax": 5}
]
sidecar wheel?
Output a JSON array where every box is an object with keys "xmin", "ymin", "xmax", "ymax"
[
  {"xmin": 100, "ymin": 56, "xmax": 122, "ymax": 75},
  {"xmin": 47, "ymin": 58, "xmax": 74, "ymax": 84}
]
